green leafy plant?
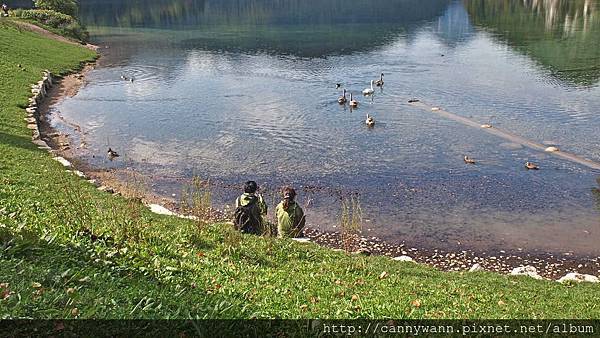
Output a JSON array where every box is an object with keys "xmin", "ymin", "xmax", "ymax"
[
  {"xmin": 34, "ymin": 0, "xmax": 78, "ymax": 17},
  {"xmin": 340, "ymin": 194, "xmax": 363, "ymax": 253}
]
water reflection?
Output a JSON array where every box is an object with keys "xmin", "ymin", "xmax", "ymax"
[
  {"xmin": 81, "ymin": 0, "xmax": 450, "ymax": 57},
  {"xmin": 465, "ymin": 0, "xmax": 600, "ymax": 86}
]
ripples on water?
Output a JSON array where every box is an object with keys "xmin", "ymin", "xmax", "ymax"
[{"xmin": 54, "ymin": 0, "xmax": 600, "ymax": 255}]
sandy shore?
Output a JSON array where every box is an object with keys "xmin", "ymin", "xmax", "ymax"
[{"xmin": 35, "ymin": 54, "xmax": 600, "ymax": 282}]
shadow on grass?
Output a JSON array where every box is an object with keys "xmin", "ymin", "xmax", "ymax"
[
  {"xmin": 0, "ymin": 229, "xmax": 259, "ymax": 322},
  {"xmin": 0, "ymin": 130, "xmax": 36, "ymax": 152}
]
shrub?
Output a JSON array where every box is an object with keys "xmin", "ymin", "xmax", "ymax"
[
  {"xmin": 14, "ymin": 9, "xmax": 89, "ymax": 42},
  {"xmin": 33, "ymin": 0, "xmax": 78, "ymax": 17}
]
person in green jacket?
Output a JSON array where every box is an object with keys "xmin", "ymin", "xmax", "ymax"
[
  {"xmin": 276, "ymin": 187, "xmax": 305, "ymax": 238},
  {"xmin": 234, "ymin": 180, "xmax": 268, "ymax": 235}
]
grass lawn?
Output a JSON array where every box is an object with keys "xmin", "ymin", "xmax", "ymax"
[{"xmin": 1, "ymin": 18, "xmax": 599, "ymax": 321}]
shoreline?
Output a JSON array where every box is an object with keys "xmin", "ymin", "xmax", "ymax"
[{"xmin": 32, "ymin": 49, "xmax": 600, "ymax": 283}]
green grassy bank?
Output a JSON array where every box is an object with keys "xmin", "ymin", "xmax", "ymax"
[{"xmin": 1, "ymin": 19, "xmax": 600, "ymax": 320}]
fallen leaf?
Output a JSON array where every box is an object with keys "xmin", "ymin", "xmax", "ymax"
[
  {"xmin": 32, "ymin": 282, "xmax": 42, "ymax": 288},
  {"xmin": 411, "ymin": 299, "xmax": 421, "ymax": 307},
  {"xmin": 334, "ymin": 280, "xmax": 342, "ymax": 285},
  {"xmin": 0, "ymin": 283, "xmax": 8, "ymax": 289},
  {"xmin": 310, "ymin": 296, "xmax": 319, "ymax": 304},
  {"xmin": 71, "ymin": 308, "xmax": 80, "ymax": 316},
  {"xmin": 196, "ymin": 252, "xmax": 205, "ymax": 257},
  {"xmin": 379, "ymin": 271, "xmax": 388, "ymax": 279},
  {"xmin": 299, "ymin": 304, "xmax": 308, "ymax": 311},
  {"xmin": 354, "ymin": 279, "xmax": 365, "ymax": 286},
  {"xmin": 66, "ymin": 288, "xmax": 75, "ymax": 294},
  {"xmin": 1, "ymin": 289, "xmax": 11, "ymax": 300},
  {"xmin": 54, "ymin": 322, "xmax": 65, "ymax": 331},
  {"xmin": 498, "ymin": 300, "xmax": 506, "ymax": 306},
  {"xmin": 351, "ymin": 294, "xmax": 359, "ymax": 302}
]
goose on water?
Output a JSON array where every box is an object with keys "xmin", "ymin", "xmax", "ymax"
[
  {"xmin": 349, "ymin": 93, "xmax": 358, "ymax": 108},
  {"xmin": 464, "ymin": 156, "xmax": 476, "ymax": 164},
  {"xmin": 525, "ymin": 161, "xmax": 539, "ymax": 170},
  {"xmin": 375, "ymin": 73, "xmax": 384, "ymax": 87},
  {"xmin": 107, "ymin": 147, "xmax": 120, "ymax": 159},
  {"xmin": 338, "ymin": 89, "xmax": 347, "ymax": 104}
]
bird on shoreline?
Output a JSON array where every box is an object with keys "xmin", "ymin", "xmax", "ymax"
[
  {"xmin": 363, "ymin": 80, "xmax": 374, "ymax": 95},
  {"xmin": 107, "ymin": 147, "xmax": 119, "ymax": 160},
  {"xmin": 338, "ymin": 89, "xmax": 347, "ymax": 104},
  {"xmin": 375, "ymin": 73, "xmax": 384, "ymax": 87},
  {"xmin": 349, "ymin": 93, "xmax": 358, "ymax": 108},
  {"xmin": 464, "ymin": 156, "xmax": 476, "ymax": 164},
  {"xmin": 525, "ymin": 161, "xmax": 539, "ymax": 170},
  {"xmin": 365, "ymin": 114, "xmax": 375, "ymax": 127}
]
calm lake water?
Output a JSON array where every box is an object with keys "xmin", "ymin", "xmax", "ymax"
[{"xmin": 52, "ymin": 0, "xmax": 600, "ymax": 255}]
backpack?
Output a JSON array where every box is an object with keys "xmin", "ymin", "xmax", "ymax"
[{"xmin": 233, "ymin": 196, "xmax": 261, "ymax": 234}]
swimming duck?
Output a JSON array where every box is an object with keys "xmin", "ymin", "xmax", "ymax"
[
  {"xmin": 408, "ymin": 98, "xmax": 420, "ymax": 103},
  {"xmin": 525, "ymin": 161, "xmax": 539, "ymax": 170},
  {"xmin": 336, "ymin": 83, "xmax": 342, "ymax": 89},
  {"xmin": 107, "ymin": 147, "xmax": 120, "ymax": 159},
  {"xmin": 129, "ymin": 77, "xmax": 135, "ymax": 83},
  {"xmin": 365, "ymin": 114, "xmax": 375, "ymax": 127},
  {"xmin": 375, "ymin": 73, "xmax": 384, "ymax": 87},
  {"xmin": 431, "ymin": 107, "xmax": 440, "ymax": 111},
  {"xmin": 349, "ymin": 93, "xmax": 358, "ymax": 108},
  {"xmin": 481, "ymin": 124, "xmax": 492, "ymax": 129},
  {"xmin": 464, "ymin": 156, "xmax": 476, "ymax": 164},
  {"xmin": 120, "ymin": 75, "xmax": 127, "ymax": 81},
  {"xmin": 338, "ymin": 89, "xmax": 347, "ymax": 104},
  {"xmin": 363, "ymin": 80, "xmax": 374, "ymax": 95}
]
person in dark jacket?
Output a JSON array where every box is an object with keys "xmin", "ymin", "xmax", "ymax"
[{"xmin": 233, "ymin": 180, "xmax": 268, "ymax": 235}]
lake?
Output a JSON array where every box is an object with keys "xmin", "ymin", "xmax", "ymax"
[{"xmin": 51, "ymin": 0, "xmax": 600, "ymax": 255}]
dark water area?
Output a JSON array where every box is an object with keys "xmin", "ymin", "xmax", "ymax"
[{"xmin": 51, "ymin": 0, "xmax": 600, "ymax": 255}]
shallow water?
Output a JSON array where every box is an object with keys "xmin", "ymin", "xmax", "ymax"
[{"xmin": 52, "ymin": 0, "xmax": 600, "ymax": 254}]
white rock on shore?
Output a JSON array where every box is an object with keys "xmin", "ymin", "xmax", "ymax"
[
  {"xmin": 557, "ymin": 273, "xmax": 599, "ymax": 283},
  {"xmin": 148, "ymin": 204, "xmax": 177, "ymax": 216},
  {"xmin": 468, "ymin": 263, "xmax": 484, "ymax": 272},
  {"xmin": 52, "ymin": 156, "xmax": 72, "ymax": 167},
  {"xmin": 392, "ymin": 255, "xmax": 414, "ymax": 262},
  {"xmin": 510, "ymin": 266, "xmax": 543, "ymax": 280}
]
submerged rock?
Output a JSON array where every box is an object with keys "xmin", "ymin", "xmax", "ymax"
[
  {"xmin": 557, "ymin": 273, "xmax": 599, "ymax": 284},
  {"xmin": 510, "ymin": 266, "xmax": 543, "ymax": 280}
]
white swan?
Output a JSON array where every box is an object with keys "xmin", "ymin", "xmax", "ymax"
[{"xmin": 363, "ymin": 80, "xmax": 374, "ymax": 95}]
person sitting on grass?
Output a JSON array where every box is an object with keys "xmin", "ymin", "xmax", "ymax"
[
  {"xmin": 233, "ymin": 180, "xmax": 268, "ymax": 235},
  {"xmin": 276, "ymin": 187, "xmax": 305, "ymax": 238}
]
